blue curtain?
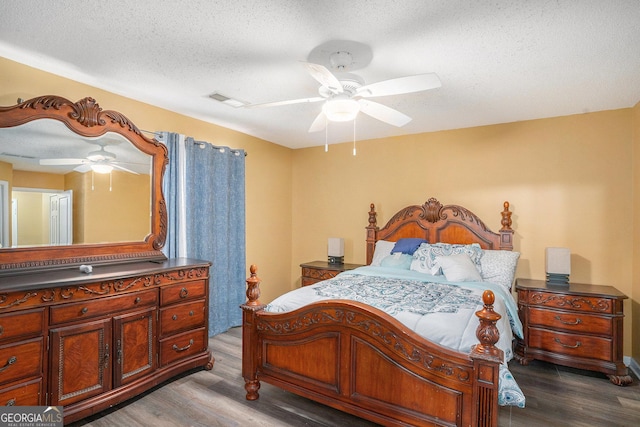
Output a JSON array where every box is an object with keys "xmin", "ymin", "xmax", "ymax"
[{"xmin": 158, "ymin": 132, "xmax": 246, "ymax": 336}]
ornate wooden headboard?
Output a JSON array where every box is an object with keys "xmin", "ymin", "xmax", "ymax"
[{"xmin": 365, "ymin": 197, "xmax": 514, "ymax": 265}]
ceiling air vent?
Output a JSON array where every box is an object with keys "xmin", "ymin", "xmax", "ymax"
[{"xmin": 208, "ymin": 92, "xmax": 247, "ymax": 108}]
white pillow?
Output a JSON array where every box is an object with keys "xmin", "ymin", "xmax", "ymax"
[
  {"xmin": 411, "ymin": 242, "xmax": 483, "ymax": 275},
  {"xmin": 436, "ymin": 254, "xmax": 483, "ymax": 282},
  {"xmin": 370, "ymin": 240, "xmax": 395, "ymax": 266},
  {"xmin": 480, "ymin": 250, "xmax": 520, "ymax": 291}
]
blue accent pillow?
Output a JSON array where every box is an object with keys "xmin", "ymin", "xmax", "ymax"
[
  {"xmin": 391, "ymin": 238, "xmax": 428, "ymax": 255},
  {"xmin": 379, "ymin": 253, "xmax": 414, "ymax": 269}
]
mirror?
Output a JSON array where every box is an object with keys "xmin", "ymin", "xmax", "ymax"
[{"xmin": 0, "ymin": 96, "xmax": 168, "ymax": 272}]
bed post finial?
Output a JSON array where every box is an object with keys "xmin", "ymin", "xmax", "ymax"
[
  {"xmin": 244, "ymin": 264, "xmax": 263, "ymax": 308},
  {"xmin": 472, "ymin": 290, "xmax": 503, "ymax": 360},
  {"xmin": 368, "ymin": 203, "xmax": 377, "ymax": 227},
  {"xmin": 365, "ymin": 204, "xmax": 378, "ymax": 265}
]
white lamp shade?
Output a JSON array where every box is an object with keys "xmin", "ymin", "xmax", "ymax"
[
  {"xmin": 545, "ymin": 247, "xmax": 571, "ymax": 274},
  {"xmin": 322, "ymin": 96, "xmax": 360, "ymax": 122},
  {"xmin": 91, "ymin": 163, "xmax": 114, "ymax": 174},
  {"xmin": 328, "ymin": 238, "xmax": 344, "ymax": 257}
]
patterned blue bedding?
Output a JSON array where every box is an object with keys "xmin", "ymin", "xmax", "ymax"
[{"xmin": 266, "ymin": 266, "xmax": 526, "ymax": 408}]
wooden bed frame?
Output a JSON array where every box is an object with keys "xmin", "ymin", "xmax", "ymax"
[{"xmin": 241, "ymin": 198, "xmax": 514, "ymax": 427}]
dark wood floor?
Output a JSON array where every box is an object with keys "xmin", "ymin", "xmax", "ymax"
[{"xmin": 70, "ymin": 327, "xmax": 640, "ymax": 427}]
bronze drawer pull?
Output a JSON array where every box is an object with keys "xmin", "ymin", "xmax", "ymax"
[
  {"xmin": 172, "ymin": 339, "xmax": 194, "ymax": 352},
  {"xmin": 81, "ymin": 307, "xmax": 89, "ymax": 315},
  {"xmin": 554, "ymin": 338, "xmax": 581, "ymax": 349},
  {"xmin": 179, "ymin": 288, "xmax": 188, "ymax": 299},
  {"xmin": 134, "ymin": 297, "xmax": 141, "ymax": 304},
  {"xmin": 0, "ymin": 356, "xmax": 17, "ymax": 373},
  {"xmin": 5, "ymin": 398, "xmax": 15, "ymax": 406},
  {"xmin": 555, "ymin": 315, "xmax": 581, "ymax": 325},
  {"xmin": 103, "ymin": 344, "xmax": 110, "ymax": 368},
  {"xmin": 189, "ymin": 311, "xmax": 194, "ymax": 316},
  {"xmin": 172, "ymin": 314, "xmax": 178, "ymax": 321}
]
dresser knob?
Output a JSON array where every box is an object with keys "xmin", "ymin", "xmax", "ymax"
[
  {"xmin": 172, "ymin": 315, "xmax": 178, "ymax": 321},
  {"xmin": 179, "ymin": 288, "xmax": 188, "ymax": 298},
  {"xmin": 134, "ymin": 297, "xmax": 141, "ymax": 304},
  {"xmin": 81, "ymin": 307, "xmax": 89, "ymax": 314},
  {"xmin": 189, "ymin": 311, "xmax": 194, "ymax": 316}
]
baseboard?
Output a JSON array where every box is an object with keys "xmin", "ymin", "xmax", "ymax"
[{"xmin": 624, "ymin": 356, "xmax": 639, "ymax": 378}]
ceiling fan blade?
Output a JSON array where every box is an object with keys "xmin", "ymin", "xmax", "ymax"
[
  {"xmin": 358, "ymin": 99, "xmax": 412, "ymax": 127},
  {"xmin": 246, "ymin": 96, "xmax": 324, "ymax": 109},
  {"xmin": 302, "ymin": 62, "xmax": 343, "ymax": 94},
  {"xmin": 308, "ymin": 111, "xmax": 328, "ymax": 133},
  {"xmin": 39, "ymin": 158, "xmax": 88, "ymax": 165},
  {"xmin": 356, "ymin": 73, "xmax": 441, "ymax": 98},
  {"xmin": 111, "ymin": 163, "xmax": 139, "ymax": 175}
]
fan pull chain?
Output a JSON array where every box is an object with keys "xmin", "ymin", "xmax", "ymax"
[
  {"xmin": 324, "ymin": 116, "xmax": 328, "ymax": 152},
  {"xmin": 352, "ymin": 118, "xmax": 357, "ymax": 156},
  {"xmin": 109, "ymin": 171, "xmax": 112, "ymax": 192}
]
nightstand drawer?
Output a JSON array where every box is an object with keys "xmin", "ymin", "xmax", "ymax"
[
  {"xmin": 528, "ymin": 328, "xmax": 612, "ymax": 362},
  {"xmin": 528, "ymin": 291, "xmax": 614, "ymax": 314},
  {"xmin": 529, "ymin": 307, "xmax": 612, "ymax": 335},
  {"xmin": 300, "ymin": 261, "xmax": 364, "ymax": 287},
  {"xmin": 301, "ymin": 267, "xmax": 340, "ymax": 282}
]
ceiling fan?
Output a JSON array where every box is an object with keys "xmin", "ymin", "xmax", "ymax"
[
  {"xmin": 39, "ymin": 143, "xmax": 140, "ymax": 175},
  {"xmin": 247, "ymin": 42, "xmax": 441, "ymax": 133}
]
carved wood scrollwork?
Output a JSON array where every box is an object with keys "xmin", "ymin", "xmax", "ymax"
[
  {"xmin": 257, "ymin": 306, "xmax": 472, "ymax": 383},
  {"xmin": 530, "ymin": 292, "xmax": 611, "ymax": 312}
]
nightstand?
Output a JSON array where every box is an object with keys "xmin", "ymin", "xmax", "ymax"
[
  {"xmin": 300, "ymin": 261, "xmax": 364, "ymax": 286},
  {"xmin": 515, "ymin": 278, "xmax": 631, "ymax": 385}
]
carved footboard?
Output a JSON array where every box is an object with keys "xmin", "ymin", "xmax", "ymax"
[{"xmin": 241, "ymin": 266, "xmax": 504, "ymax": 427}]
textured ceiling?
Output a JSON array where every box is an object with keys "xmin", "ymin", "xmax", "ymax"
[{"xmin": 1, "ymin": 1, "xmax": 639, "ymax": 149}]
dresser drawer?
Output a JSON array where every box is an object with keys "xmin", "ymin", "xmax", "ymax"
[
  {"xmin": 528, "ymin": 328, "xmax": 612, "ymax": 362},
  {"xmin": 0, "ymin": 338, "xmax": 43, "ymax": 386},
  {"xmin": 0, "ymin": 377, "xmax": 42, "ymax": 406},
  {"xmin": 0, "ymin": 309, "xmax": 45, "ymax": 343},
  {"xmin": 159, "ymin": 300, "xmax": 206, "ymax": 337},
  {"xmin": 160, "ymin": 280, "xmax": 207, "ymax": 306},
  {"xmin": 528, "ymin": 291, "xmax": 614, "ymax": 314},
  {"xmin": 50, "ymin": 289, "xmax": 157, "ymax": 325},
  {"xmin": 528, "ymin": 307, "xmax": 612, "ymax": 335},
  {"xmin": 159, "ymin": 328, "xmax": 207, "ymax": 366}
]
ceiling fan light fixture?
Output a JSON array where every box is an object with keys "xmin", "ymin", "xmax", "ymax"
[
  {"xmin": 91, "ymin": 163, "xmax": 113, "ymax": 174},
  {"xmin": 322, "ymin": 97, "xmax": 360, "ymax": 122}
]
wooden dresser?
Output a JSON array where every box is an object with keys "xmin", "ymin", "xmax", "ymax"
[
  {"xmin": 515, "ymin": 278, "xmax": 631, "ymax": 385},
  {"xmin": 0, "ymin": 258, "xmax": 213, "ymax": 423},
  {"xmin": 300, "ymin": 261, "xmax": 364, "ymax": 286}
]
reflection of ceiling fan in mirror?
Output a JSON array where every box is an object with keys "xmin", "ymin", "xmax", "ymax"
[
  {"xmin": 247, "ymin": 40, "xmax": 442, "ymax": 132},
  {"xmin": 39, "ymin": 142, "xmax": 141, "ymax": 175}
]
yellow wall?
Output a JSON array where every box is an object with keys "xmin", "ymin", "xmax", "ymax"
[
  {"xmin": 0, "ymin": 56, "xmax": 293, "ymax": 303},
  {"xmin": 292, "ymin": 109, "xmax": 636, "ymax": 358},
  {"xmin": 1, "ymin": 56, "xmax": 639, "ymax": 362}
]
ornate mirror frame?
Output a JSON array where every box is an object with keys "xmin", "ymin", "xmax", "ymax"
[{"xmin": 0, "ymin": 95, "xmax": 168, "ymax": 273}]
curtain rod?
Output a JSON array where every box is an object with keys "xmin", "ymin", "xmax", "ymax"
[{"xmin": 142, "ymin": 129, "xmax": 247, "ymax": 156}]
